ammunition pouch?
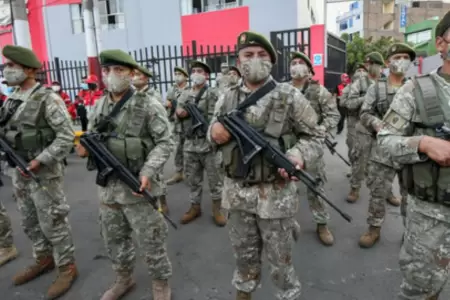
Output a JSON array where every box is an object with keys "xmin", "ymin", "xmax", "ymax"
[
  {"xmin": 106, "ymin": 136, "xmax": 150, "ymax": 176},
  {"xmin": 4, "ymin": 127, "xmax": 55, "ymax": 162}
]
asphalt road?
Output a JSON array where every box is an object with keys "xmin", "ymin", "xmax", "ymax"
[{"xmin": 0, "ymin": 129, "xmax": 448, "ymax": 300}]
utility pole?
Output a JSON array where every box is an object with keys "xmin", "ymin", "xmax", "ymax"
[
  {"xmin": 92, "ymin": 0, "xmax": 102, "ymax": 52},
  {"xmin": 10, "ymin": 0, "xmax": 32, "ymax": 48},
  {"xmin": 82, "ymin": 0, "xmax": 101, "ymax": 84}
]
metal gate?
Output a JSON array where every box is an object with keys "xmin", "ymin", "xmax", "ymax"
[
  {"xmin": 270, "ymin": 28, "xmax": 311, "ymax": 82},
  {"xmin": 325, "ymin": 33, "xmax": 347, "ymax": 91}
]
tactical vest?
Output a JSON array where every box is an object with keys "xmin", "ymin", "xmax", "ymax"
[
  {"xmin": 403, "ymin": 74, "xmax": 450, "ymax": 206},
  {"xmin": 221, "ymin": 84, "xmax": 297, "ymax": 183},
  {"xmin": 347, "ymin": 75, "xmax": 371, "ymax": 117},
  {"xmin": 303, "ymin": 81, "xmax": 322, "ymax": 124},
  {"xmin": 180, "ymin": 88, "xmax": 212, "ymax": 139},
  {"xmin": 374, "ymin": 79, "xmax": 396, "ymax": 118},
  {"xmin": 3, "ymin": 87, "xmax": 56, "ymax": 161},
  {"xmin": 94, "ymin": 92, "xmax": 155, "ymax": 175}
]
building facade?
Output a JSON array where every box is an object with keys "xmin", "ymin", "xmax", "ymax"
[
  {"xmin": 335, "ymin": 1, "xmax": 363, "ymax": 41},
  {"xmin": 336, "ymin": 0, "xmax": 450, "ymax": 40}
]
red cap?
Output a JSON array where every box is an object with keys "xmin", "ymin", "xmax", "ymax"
[{"xmin": 85, "ymin": 75, "xmax": 98, "ymax": 84}]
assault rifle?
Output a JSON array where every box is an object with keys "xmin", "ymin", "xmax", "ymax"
[
  {"xmin": 80, "ymin": 133, "xmax": 178, "ymax": 229},
  {"xmin": 184, "ymin": 102, "xmax": 209, "ymax": 137},
  {"xmin": 217, "ymin": 111, "xmax": 352, "ymax": 222},
  {"xmin": 324, "ymin": 133, "xmax": 350, "ymax": 166}
]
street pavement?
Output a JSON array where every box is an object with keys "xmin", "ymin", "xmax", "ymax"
[{"xmin": 0, "ymin": 129, "xmax": 448, "ymax": 300}]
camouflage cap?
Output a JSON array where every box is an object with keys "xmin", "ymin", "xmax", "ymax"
[
  {"xmin": 237, "ymin": 31, "xmax": 277, "ymax": 64},
  {"xmin": 386, "ymin": 43, "xmax": 416, "ymax": 61},
  {"xmin": 174, "ymin": 66, "xmax": 188, "ymax": 77},
  {"xmin": 2, "ymin": 45, "xmax": 42, "ymax": 69},
  {"xmin": 290, "ymin": 51, "xmax": 315, "ymax": 75},
  {"xmin": 365, "ymin": 52, "xmax": 384, "ymax": 65},
  {"xmin": 99, "ymin": 49, "xmax": 139, "ymax": 69},
  {"xmin": 229, "ymin": 66, "xmax": 241, "ymax": 77},
  {"xmin": 190, "ymin": 60, "xmax": 211, "ymax": 74},
  {"xmin": 435, "ymin": 10, "xmax": 450, "ymax": 38},
  {"xmin": 136, "ymin": 65, "xmax": 153, "ymax": 78}
]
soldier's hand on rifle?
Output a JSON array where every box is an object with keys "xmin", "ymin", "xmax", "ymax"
[
  {"xmin": 132, "ymin": 176, "xmax": 151, "ymax": 197},
  {"xmin": 176, "ymin": 108, "xmax": 188, "ymax": 118},
  {"xmin": 75, "ymin": 144, "xmax": 89, "ymax": 158},
  {"xmin": 278, "ymin": 156, "xmax": 303, "ymax": 181},
  {"xmin": 419, "ymin": 136, "xmax": 450, "ymax": 167},
  {"xmin": 19, "ymin": 159, "xmax": 41, "ymax": 177},
  {"xmin": 211, "ymin": 122, "xmax": 231, "ymax": 145}
]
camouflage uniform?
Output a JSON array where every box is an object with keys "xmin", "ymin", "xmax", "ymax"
[
  {"xmin": 88, "ymin": 50, "xmax": 174, "ymax": 300},
  {"xmin": 176, "ymin": 71, "xmax": 226, "ymax": 226},
  {"xmin": 0, "ymin": 200, "xmax": 18, "ymax": 266},
  {"xmin": 378, "ymin": 69, "xmax": 450, "ymax": 300},
  {"xmin": 0, "ymin": 49, "xmax": 77, "ymax": 298}
]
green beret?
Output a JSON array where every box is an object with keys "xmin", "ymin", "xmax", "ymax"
[
  {"xmin": 386, "ymin": 43, "xmax": 416, "ymax": 61},
  {"xmin": 137, "ymin": 65, "xmax": 152, "ymax": 78},
  {"xmin": 2, "ymin": 45, "xmax": 42, "ymax": 69},
  {"xmin": 174, "ymin": 66, "xmax": 188, "ymax": 77},
  {"xmin": 365, "ymin": 52, "xmax": 384, "ymax": 65},
  {"xmin": 229, "ymin": 66, "xmax": 241, "ymax": 77},
  {"xmin": 99, "ymin": 49, "xmax": 138, "ymax": 69},
  {"xmin": 190, "ymin": 60, "xmax": 211, "ymax": 74},
  {"xmin": 237, "ymin": 31, "xmax": 277, "ymax": 64},
  {"xmin": 290, "ymin": 51, "xmax": 315, "ymax": 75},
  {"xmin": 435, "ymin": 10, "xmax": 450, "ymax": 38}
]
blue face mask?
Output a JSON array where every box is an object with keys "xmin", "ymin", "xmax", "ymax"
[
  {"xmin": 81, "ymin": 83, "xmax": 89, "ymax": 90},
  {"xmin": 1, "ymin": 85, "xmax": 14, "ymax": 96}
]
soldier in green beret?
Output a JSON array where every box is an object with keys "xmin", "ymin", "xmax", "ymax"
[
  {"xmin": 377, "ymin": 11, "xmax": 450, "ymax": 299},
  {"xmin": 358, "ymin": 43, "xmax": 416, "ymax": 248},
  {"xmin": 166, "ymin": 66, "xmax": 189, "ymax": 185},
  {"xmin": 228, "ymin": 65, "xmax": 242, "ymax": 86},
  {"xmin": 216, "ymin": 62, "xmax": 230, "ymax": 92},
  {"xmin": 340, "ymin": 51, "xmax": 384, "ymax": 204},
  {"xmin": 75, "ymin": 49, "xmax": 174, "ymax": 300},
  {"xmin": 132, "ymin": 65, "xmax": 163, "ymax": 103},
  {"xmin": 208, "ymin": 30, "xmax": 324, "ymax": 300},
  {"xmin": 175, "ymin": 60, "xmax": 227, "ymax": 227},
  {"xmin": 0, "ymin": 45, "xmax": 78, "ymax": 298},
  {"xmin": 289, "ymin": 51, "xmax": 340, "ymax": 246}
]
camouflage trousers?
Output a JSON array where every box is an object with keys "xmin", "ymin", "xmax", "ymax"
[
  {"xmin": 398, "ymin": 171, "xmax": 408, "ymax": 226},
  {"xmin": 153, "ymin": 167, "xmax": 167, "ymax": 197},
  {"xmin": 184, "ymin": 150, "xmax": 223, "ymax": 204},
  {"xmin": 13, "ymin": 172, "xmax": 75, "ymax": 266},
  {"xmin": 0, "ymin": 201, "xmax": 13, "ymax": 248},
  {"xmin": 398, "ymin": 197, "xmax": 450, "ymax": 299},
  {"xmin": 350, "ymin": 132, "xmax": 373, "ymax": 189},
  {"xmin": 174, "ymin": 133, "xmax": 185, "ymax": 173},
  {"xmin": 366, "ymin": 161, "xmax": 396, "ymax": 227},
  {"xmin": 346, "ymin": 116, "xmax": 358, "ymax": 164},
  {"xmin": 99, "ymin": 201, "xmax": 172, "ymax": 280},
  {"xmin": 302, "ymin": 158, "xmax": 329, "ymax": 224},
  {"xmin": 228, "ymin": 210, "xmax": 302, "ymax": 300}
]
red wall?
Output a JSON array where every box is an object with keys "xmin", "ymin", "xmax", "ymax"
[
  {"xmin": 28, "ymin": 0, "xmax": 49, "ymax": 62},
  {"xmin": 46, "ymin": 0, "xmax": 81, "ymax": 6},
  {"xmin": 310, "ymin": 24, "xmax": 325, "ymax": 85},
  {"xmin": 181, "ymin": 6, "xmax": 249, "ymax": 54}
]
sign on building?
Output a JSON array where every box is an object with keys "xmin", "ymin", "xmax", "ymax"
[{"xmin": 399, "ymin": 4, "xmax": 408, "ymax": 33}]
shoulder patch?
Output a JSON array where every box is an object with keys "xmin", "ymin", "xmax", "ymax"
[{"xmin": 384, "ymin": 109, "xmax": 407, "ymax": 130}]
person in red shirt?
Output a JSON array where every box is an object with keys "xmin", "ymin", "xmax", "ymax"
[
  {"xmin": 333, "ymin": 73, "xmax": 351, "ymax": 134},
  {"xmin": 77, "ymin": 74, "xmax": 103, "ymax": 131}
]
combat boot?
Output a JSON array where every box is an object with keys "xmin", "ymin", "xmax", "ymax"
[
  {"xmin": 180, "ymin": 204, "xmax": 201, "ymax": 224},
  {"xmin": 166, "ymin": 172, "xmax": 183, "ymax": 185},
  {"xmin": 159, "ymin": 195, "xmax": 169, "ymax": 214},
  {"xmin": 100, "ymin": 273, "xmax": 136, "ymax": 300},
  {"xmin": 0, "ymin": 245, "xmax": 18, "ymax": 266},
  {"xmin": 359, "ymin": 226, "xmax": 381, "ymax": 248},
  {"xmin": 47, "ymin": 263, "xmax": 78, "ymax": 299},
  {"xmin": 152, "ymin": 279, "xmax": 171, "ymax": 300},
  {"xmin": 387, "ymin": 195, "xmax": 401, "ymax": 207},
  {"xmin": 236, "ymin": 290, "xmax": 252, "ymax": 300},
  {"xmin": 317, "ymin": 224, "xmax": 334, "ymax": 246},
  {"xmin": 347, "ymin": 188, "xmax": 359, "ymax": 203},
  {"xmin": 426, "ymin": 294, "xmax": 439, "ymax": 300},
  {"xmin": 13, "ymin": 256, "xmax": 55, "ymax": 285},
  {"xmin": 212, "ymin": 200, "xmax": 227, "ymax": 227}
]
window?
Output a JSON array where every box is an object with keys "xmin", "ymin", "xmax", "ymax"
[
  {"xmin": 382, "ymin": 1, "xmax": 394, "ymax": 14},
  {"xmin": 70, "ymin": 4, "xmax": 84, "ymax": 34},
  {"xmin": 180, "ymin": 0, "xmax": 241, "ymax": 15},
  {"xmin": 348, "ymin": 18, "xmax": 353, "ymax": 28},
  {"xmin": 406, "ymin": 29, "xmax": 432, "ymax": 44},
  {"xmin": 339, "ymin": 21, "xmax": 348, "ymax": 31},
  {"xmin": 98, "ymin": 0, "xmax": 125, "ymax": 30},
  {"xmin": 411, "ymin": 1, "xmax": 420, "ymax": 8},
  {"xmin": 356, "ymin": 14, "xmax": 360, "ymax": 20}
]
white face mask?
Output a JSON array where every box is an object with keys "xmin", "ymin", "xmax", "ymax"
[
  {"xmin": 103, "ymin": 73, "xmax": 132, "ymax": 93},
  {"xmin": 290, "ymin": 64, "xmax": 309, "ymax": 79},
  {"xmin": 3, "ymin": 67, "xmax": 27, "ymax": 86},
  {"xmin": 389, "ymin": 58, "xmax": 411, "ymax": 75},
  {"xmin": 190, "ymin": 73, "xmax": 206, "ymax": 86},
  {"xmin": 52, "ymin": 85, "xmax": 61, "ymax": 92},
  {"xmin": 240, "ymin": 57, "xmax": 273, "ymax": 83},
  {"xmin": 174, "ymin": 75, "xmax": 185, "ymax": 84}
]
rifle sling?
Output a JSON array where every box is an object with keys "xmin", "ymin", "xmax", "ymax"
[
  {"xmin": 194, "ymin": 85, "xmax": 208, "ymax": 104},
  {"xmin": 236, "ymin": 79, "xmax": 277, "ymax": 112},
  {"xmin": 95, "ymin": 88, "xmax": 134, "ymax": 131}
]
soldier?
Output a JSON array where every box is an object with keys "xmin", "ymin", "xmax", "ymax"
[
  {"xmin": 176, "ymin": 61, "xmax": 226, "ymax": 226},
  {"xmin": 289, "ymin": 51, "xmax": 340, "ymax": 246},
  {"xmin": 228, "ymin": 66, "xmax": 242, "ymax": 87},
  {"xmin": 216, "ymin": 62, "xmax": 230, "ymax": 92},
  {"xmin": 166, "ymin": 67, "xmax": 189, "ymax": 185},
  {"xmin": 132, "ymin": 65, "xmax": 170, "ymax": 214},
  {"xmin": 377, "ymin": 11, "xmax": 450, "ymax": 300},
  {"xmin": 341, "ymin": 52, "xmax": 385, "ymax": 203},
  {"xmin": 208, "ymin": 31, "xmax": 324, "ymax": 300},
  {"xmin": 0, "ymin": 201, "xmax": 18, "ymax": 266},
  {"xmin": 0, "ymin": 45, "xmax": 77, "ymax": 299},
  {"xmin": 358, "ymin": 43, "xmax": 416, "ymax": 248},
  {"xmin": 76, "ymin": 49, "xmax": 174, "ymax": 300}
]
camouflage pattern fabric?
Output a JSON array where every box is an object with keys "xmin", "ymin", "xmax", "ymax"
[
  {"xmin": 0, "ymin": 201, "xmax": 13, "ymax": 248},
  {"xmin": 4, "ymin": 84, "xmax": 76, "ymax": 266},
  {"xmin": 349, "ymin": 132, "xmax": 372, "ymax": 189},
  {"xmin": 174, "ymin": 133, "xmax": 185, "ymax": 173},
  {"xmin": 378, "ymin": 71, "xmax": 450, "ymax": 299}
]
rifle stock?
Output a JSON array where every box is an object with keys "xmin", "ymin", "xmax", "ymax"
[
  {"xmin": 184, "ymin": 103, "xmax": 209, "ymax": 136},
  {"xmin": 80, "ymin": 133, "xmax": 178, "ymax": 229}
]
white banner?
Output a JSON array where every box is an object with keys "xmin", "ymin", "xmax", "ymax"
[{"xmin": 0, "ymin": 1, "xmax": 11, "ymax": 26}]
